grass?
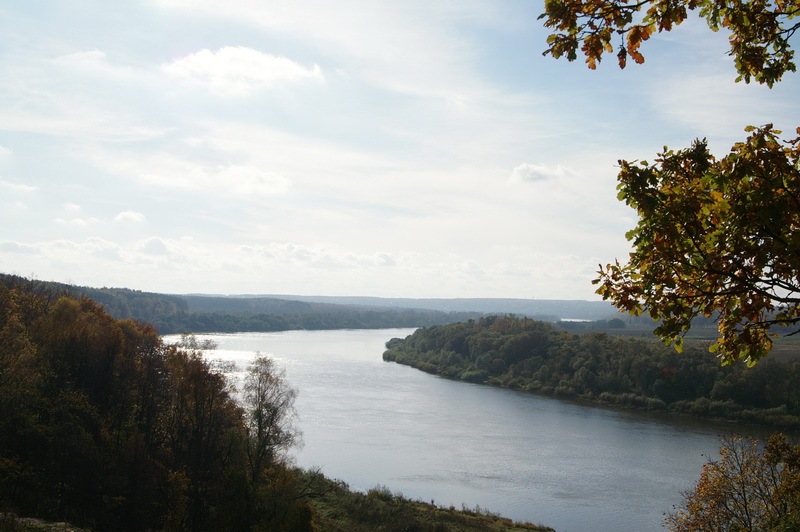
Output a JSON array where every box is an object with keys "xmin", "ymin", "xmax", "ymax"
[{"xmin": 300, "ymin": 472, "xmax": 554, "ymax": 532}]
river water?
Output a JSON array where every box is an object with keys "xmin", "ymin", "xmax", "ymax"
[{"xmin": 165, "ymin": 328, "xmax": 766, "ymax": 532}]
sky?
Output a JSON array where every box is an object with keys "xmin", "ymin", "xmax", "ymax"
[{"xmin": 1, "ymin": 1, "xmax": 798, "ymax": 300}]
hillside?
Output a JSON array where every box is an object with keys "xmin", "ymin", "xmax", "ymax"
[{"xmin": 261, "ymin": 294, "xmax": 618, "ymax": 321}]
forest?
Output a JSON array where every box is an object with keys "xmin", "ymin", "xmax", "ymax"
[
  {"xmin": 383, "ymin": 316, "xmax": 800, "ymax": 429},
  {"xmin": 0, "ymin": 274, "xmax": 481, "ymax": 335},
  {"xmin": 0, "ymin": 275, "xmax": 549, "ymax": 531},
  {"xmin": 0, "ymin": 276, "xmax": 313, "ymax": 530}
]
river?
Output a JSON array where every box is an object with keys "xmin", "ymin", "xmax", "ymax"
[{"xmin": 165, "ymin": 328, "xmax": 765, "ymax": 532}]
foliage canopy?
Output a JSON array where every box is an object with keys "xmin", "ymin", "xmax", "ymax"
[
  {"xmin": 539, "ymin": 0, "xmax": 799, "ymax": 86},
  {"xmin": 595, "ymin": 125, "xmax": 800, "ymax": 365},
  {"xmin": 0, "ymin": 277, "xmax": 312, "ymax": 531},
  {"xmin": 539, "ymin": 0, "xmax": 800, "ymax": 363}
]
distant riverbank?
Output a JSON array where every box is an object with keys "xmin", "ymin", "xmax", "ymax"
[{"xmin": 382, "ymin": 316, "xmax": 800, "ymax": 432}]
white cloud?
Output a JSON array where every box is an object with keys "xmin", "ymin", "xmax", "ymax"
[
  {"xmin": 53, "ymin": 49, "xmax": 144, "ymax": 83},
  {"xmin": 115, "ymin": 210, "xmax": 146, "ymax": 223},
  {"xmin": 88, "ymin": 147, "xmax": 293, "ymax": 198},
  {"xmin": 85, "ymin": 237, "xmax": 123, "ymax": 261},
  {"xmin": 0, "ymin": 48, "xmax": 167, "ymax": 143},
  {"xmin": 137, "ymin": 237, "xmax": 171, "ymax": 255},
  {"xmin": 162, "ymin": 46, "xmax": 323, "ymax": 95},
  {"xmin": 153, "ymin": 1, "xmax": 506, "ymax": 101},
  {"xmin": 136, "ymin": 160, "xmax": 291, "ymax": 196},
  {"xmin": 509, "ymin": 163, "xmax": 576, "ymax": 183},
  {"xmin": 2, "ymin": 238, "xmax": 121, "ymax": 265},
  {"xmin": 54, "ymin": 217, "xmax": 99, "ymax": 226},
  {"xmin": 56, "ymin": 49, "xmax": 107, "ymax": 66},
  {"xmin": 0, "ymin": 241, "xmax": 39, "ymax": 254},
  {"xmin": 244, "ymin": 242, "xmax": 398, "ymax": 271},
  {"xmin": 0, "ymin": 79, "xmax": 167, "ymax": 142},
  {"xmin": 650, "ymin": 69, "xmax": 799, "ymax": 141},
  {"xmin": 215, "ymin": 164, "xmax": 291, "ymax": 196},
  {"xmin": 0, "ymin": 146, "xmax": 12, "ymax": 159},
  {"xmin": 0, "ymin": 180, "xmax": 37, "ymax": 192}
]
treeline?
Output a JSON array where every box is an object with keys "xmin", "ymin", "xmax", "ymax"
[
  {"xmin": 0, "ymin": 277, "xmax": 547, "ymax": 531},
  {"xmin": 0, "ymin": 274, "xmax": 480, "ymax": 334},
  {"xmin": 145, "ymin": 308, "xmax": 482, "ymax": 335},
  {"xmin": 383, "ymin": 316, "xmax": 800, "ymax": 429}
]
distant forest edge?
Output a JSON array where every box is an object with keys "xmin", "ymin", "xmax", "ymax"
[
  {"xmin": 383, "ymin": 316, "xmax": 800, "ymax": 430},
  {"xmin": 0, "ymin": 274, "xmax": 485, "ymax": 333},
  {"xmin": 0, "ymin": 274, "xmax": 625, "ymax": 334}
]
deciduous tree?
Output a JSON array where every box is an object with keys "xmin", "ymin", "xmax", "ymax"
[
  {"xmin": 539, "ymin": 0, "xmax": 800, "ymax": 363},
  {"xmin": 595, "ymin": 126, "xmax": 800, "ymax": 365},
  {"xmin": 242, "ymin": 355, "xmax": 300, "ymax": 487},
  {"xmin": 665, "ymin": 434, "xmax": 800, "ymax": 531}
]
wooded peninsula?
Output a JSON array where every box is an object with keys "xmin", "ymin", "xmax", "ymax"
[{"xmin": 383, "ymin": 316, "xmax": 800, "ymax": 430}]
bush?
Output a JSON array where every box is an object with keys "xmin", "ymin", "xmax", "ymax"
[{"xmin": 460, "ymin": 369, "xmax": 488, "ymax": 383}]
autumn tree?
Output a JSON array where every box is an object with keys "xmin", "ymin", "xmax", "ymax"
[
  {"xmin": 665, "ymin": 434, "xmax": 800, "ymax": 531},
  {"xmin": 539, "ymin": 0, "xmax": 800, "ymax": 364},
  {"xmin": 0, "ymin": 277, "xmax": 319, "ymax": 531},
  {"xmin": 243, "ymin": 355, "xmax": 300, "ymax": 487},
  {"xmin": 160, "ymin": 346, "xmax": 246, "ymax": 531},
  {"xmin": 596, "ymin": 127, "xmax": 800, "ymax": 365},
  {"xmin": 0, "ymin": 285, "xmax": 45, "ymax": 518}
]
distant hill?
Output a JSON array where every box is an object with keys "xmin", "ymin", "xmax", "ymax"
[
  {"xmin": 259, "ymin": 295, "xmax": 619, "ymax": 321},
  {"xmin": 0, "ymin": 273, "xmax": 622, "ymax": 334},
  {"xmin": 182, "ymin": 294, "xmax": 348, "ymax": 315},
  {"xmin": 0, "ymin": 274, "xmax": 478, "ymax": 333}
]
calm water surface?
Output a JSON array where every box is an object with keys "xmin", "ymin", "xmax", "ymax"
[{"xmin": 166, "ymin": 329, "xmax": 764, "ymax": 532}]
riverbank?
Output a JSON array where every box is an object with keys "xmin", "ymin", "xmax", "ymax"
[
  {"xmin": 300, "ymin": 470, "xmax": 554, "ymax": 532},
  {"xmin": 390, "ymin": 354, "xmax": 800, "ymax": 432},
  {"xmin": 382, "ymin": 316, "xmax": 800, "ymax": 432}
]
